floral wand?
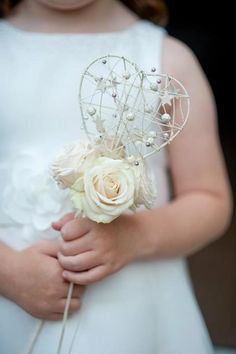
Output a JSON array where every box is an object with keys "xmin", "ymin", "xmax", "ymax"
[{"xmin": 25, "ymin": 54, "xmax": 190, "ymax": 354}]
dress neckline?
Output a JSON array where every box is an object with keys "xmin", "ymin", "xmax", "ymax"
[{"xmin": 0, "ymin": 18, "xmax": 147, "ymax": 39}]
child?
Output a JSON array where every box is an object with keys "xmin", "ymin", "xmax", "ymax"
[{"xmin": 0, "ymin": 0, "xmax": 232, "ymax": 353}]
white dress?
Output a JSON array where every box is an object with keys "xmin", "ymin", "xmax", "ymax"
[{"xmin": 0, "ymin": 19, "xmax": 214, "ymax": 354}]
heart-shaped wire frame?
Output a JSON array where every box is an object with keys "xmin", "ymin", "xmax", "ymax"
[{"xmin": 79, "ymin": 55, "xmax": 190, "ymax": 161}]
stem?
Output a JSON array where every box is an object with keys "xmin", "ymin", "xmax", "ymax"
[
  {"xmin": 24, "ymin": 320, "xmax": 44, "ymax": 354},
  {"xmin": 57, "ymin": 282, "xmax": 74, "ymax": 354}
]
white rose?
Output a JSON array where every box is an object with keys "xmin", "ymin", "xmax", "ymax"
[
  {"xmin": 70, "ymin": 157, "xmax": 137, "ymax": 223},
  {"xmin": 51, "ymin": 141, "xmax": 97, "ymax": 189}
]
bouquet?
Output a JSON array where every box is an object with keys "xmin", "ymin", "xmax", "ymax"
[{"xmin": 26, "ymin": 55, "xmax": 189, "ymax": 354}]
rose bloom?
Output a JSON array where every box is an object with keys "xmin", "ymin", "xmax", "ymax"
[
  {"xmin": 51, "ymin": 141, "xmax": 97, "ymax": 189},
  {"xmin": 70, "ymin": 157, "xmax": 138, "ymax": 223}
]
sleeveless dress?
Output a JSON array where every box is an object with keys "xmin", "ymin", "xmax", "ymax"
[{"xmin": 0, "ymin": 19, "xmax": 214, "ymax": 354}]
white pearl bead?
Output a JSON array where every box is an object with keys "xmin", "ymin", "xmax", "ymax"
[
  {"xmin": 123, "ymin": 72, "xmax": 131, "ymax": 80},
  {"xmin": 87, "ymin": 107, "xmax": 96, "ymax": 116},
  {"xmin": 161, "ymin": 113, "xmax": 171, "ymax": 123},
  {"xmin": 163, "ymin": 132, "xmax": 169, "ymax": 139},
  {"xmin": 150, "ymin": 83, "xmax": 159, "ymax": 92},
  {"xmin": 126, "ymin": 113, "xmax": 135, "ymax": 121},
  {"xmin": 146, "ymin": 137, "xmax": 154, "ymax": 144}
]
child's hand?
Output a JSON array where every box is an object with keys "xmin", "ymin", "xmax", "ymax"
[
  {"xmin": 53, "ymin": 213, "xmax": 139, "ymax": 285},
  {"xmin": 6, "ymin": 240, "xmax": 85, "ymax": 320}
]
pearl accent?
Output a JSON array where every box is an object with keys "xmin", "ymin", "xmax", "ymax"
[
  {"xmin": 126, "ymin": 113, "xmax": 135, "ymax": 121},
  {"xmin": 147, "ymin": 137, "xmax": 154, "ymax": 144},
  {"xmin": 112, "ymin": 92, "xmax": 117, "ymax": 98},
  {"xmin": 157, "ymin": 79, "xmax": 162, "ymax": 84},
  {"xmin": 163, "ymin": 132, "xmax": 170, "ymax": 139},
  {"xmin": 87, "ymin": 107, "xmax": 96, "ymax": 116},
  {"xmin": 151, "ymin": 67, "xmax": 156, "ymax": 72},
  {"xmin": 134, "ymin": 161, "xmax": 139, "ymax": 166},
  {"xmin": 102, "ymin": 59, "xmax": 107, "ymax": 64},
  {"xmin": 161, "ymin": 113, "xmax": 171, "ymax": 123},
  {"xmin": 150, "ymin": 83, "xmax": 158, "ymax": 92},
  {"xmin": 123, "ymin": 72, "xmax": 131, "ymax": 80}
]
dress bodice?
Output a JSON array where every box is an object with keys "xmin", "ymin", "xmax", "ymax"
[{"xmin": 0, "ymin": 19, "xmax": 169, "ymax": 244}]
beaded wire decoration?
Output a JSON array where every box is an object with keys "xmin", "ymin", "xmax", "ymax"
[{"xmin": 79, "ymin": 55, "xmax": 189, "ymax": 162}]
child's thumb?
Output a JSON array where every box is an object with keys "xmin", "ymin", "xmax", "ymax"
[{"xmin": 52, "ymin": 213, "xmax": 75, "ymax": 231}]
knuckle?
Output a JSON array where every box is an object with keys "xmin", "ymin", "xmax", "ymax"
[
  {"xmin": 61, "ymin": 222, "xmax": 74, "ymax": 239},
  {"xmin": 61, "ymin": 228, "xmax": 68, "ymax": 240},
  {"xmin": 67, "ymin": 257, "xmax": 78, "ymax": 270},
  {"xmin": 61, "ymin": 242, "xmax": 70, "ymax": 254},
  {"xmin": 86, "ymin": 272, "xmax": 96, "ymax": 284},
  {"xmin": 72, "ymin": 275, "xmax": 82, "ymax": 285}
]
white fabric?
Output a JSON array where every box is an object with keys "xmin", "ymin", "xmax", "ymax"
[{"xmin": 0, "ymin": 19, "xmax": 214, "ymax": 354}]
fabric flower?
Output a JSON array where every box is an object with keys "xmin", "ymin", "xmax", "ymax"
[{"xmin": 2, "ymin": 152, "xmax": 72, "ymax": 241}]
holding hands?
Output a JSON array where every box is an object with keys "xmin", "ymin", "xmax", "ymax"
[
  {"xmin": 2, "ymin": 240, "xmax": 85, "ymax": 321},
  {"xmin": 53, "ymin": 213, "xmax": 142, "ymax": 285}
]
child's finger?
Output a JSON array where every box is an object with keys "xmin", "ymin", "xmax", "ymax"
[
  {"xmin": 58, "ymin": 251, "xmax": 99, "ymax": 272},
  {"xmin": 61, "ymin": 218, "xmax": 92, "ymax": 241},
  {"xmin": 60, "ymin": 237, "xmax": 90, "ymax": 256},
  {"xmin": 52, "ymin": 213, "xmax": 75, "ymax": 230},
  {"xmin": 62, "ymin": 265, "xmax": 106, "ymax": 285}
]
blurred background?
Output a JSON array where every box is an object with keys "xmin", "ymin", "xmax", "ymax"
[{"xmin": 165, "ymin": 1, "xmax": 235, "ymax": 352}]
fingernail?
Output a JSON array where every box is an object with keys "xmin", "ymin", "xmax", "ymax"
[
  {"xmin": 63, "ymin": 271, "xmax": 68, "ymax": 278},
  {"xmin": 51, "ymin": 221, "xmax": 60, "ymax": 230}
]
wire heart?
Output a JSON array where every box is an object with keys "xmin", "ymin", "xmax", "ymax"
[{"xmin": 79, "ymin": 55, "xmax": 190, "ymax": 161}]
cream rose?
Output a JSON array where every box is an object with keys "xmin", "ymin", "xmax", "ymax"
[
  {"xmin": 70, "ymin": 157, "xmax": 137, "ymax": 223},
  {"xmin": 51, "ymin": 141, "xmax": 97, "ymax": 189}
]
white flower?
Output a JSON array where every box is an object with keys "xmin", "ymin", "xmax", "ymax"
[
  {"xmin": 70, "ymin": 157, "xmax": 137, "ymax": 223},
  {"xmin": 51, "ymin": 141, "xmax": 98, "ymax": 189},
  {"xmin": 2, "ymin": 152, "xmax": 72, "ymax": 241}
]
